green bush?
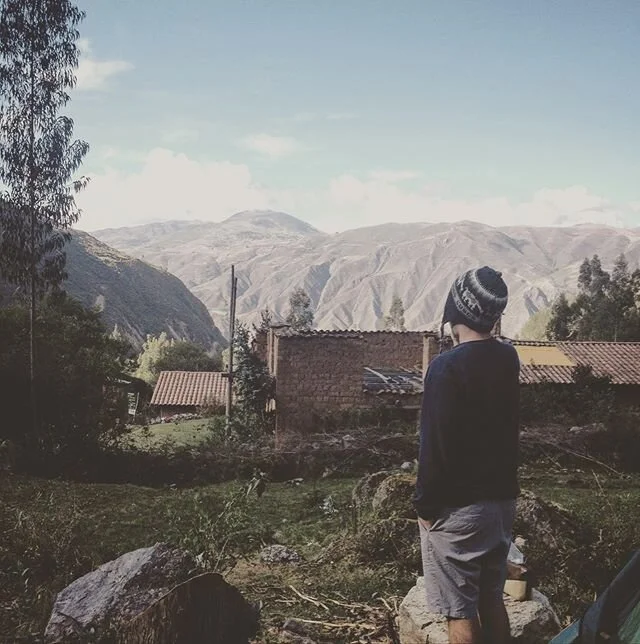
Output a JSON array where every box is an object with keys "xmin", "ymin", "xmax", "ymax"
[{"xmin": 0, "ymin": 293, "xmax": 131, "ymax": 471}]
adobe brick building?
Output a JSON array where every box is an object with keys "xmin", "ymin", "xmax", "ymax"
[{"xmin": 257, "ymin": 326, "xmax": 440, "ymax": 437}]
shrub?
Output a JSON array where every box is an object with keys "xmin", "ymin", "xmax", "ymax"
[{"xmin": 0, "ymin": 293, "xmax": 130, "ymax": 471}]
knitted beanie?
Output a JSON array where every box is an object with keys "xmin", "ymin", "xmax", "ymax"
[{"xmin": 442, "ymin": 266, "xmax": 508, "ymax": 333}]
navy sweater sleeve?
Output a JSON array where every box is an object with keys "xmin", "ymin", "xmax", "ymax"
[{"xmin": 413, "ymin": 356, "xmax": 459, "ymax": 521}]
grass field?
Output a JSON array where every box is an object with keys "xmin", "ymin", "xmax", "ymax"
[
  {"xmin": 126, "ymin": 417, "xmax": 218, "ymax": 449},
  {"xmin": 2, "ymin": 466, "xmax": 639, "ymax": 642}
]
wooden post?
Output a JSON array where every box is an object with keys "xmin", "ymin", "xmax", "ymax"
[{"xmin": 226, "ymin": 266, "xmax": 237, "ymax": 427}]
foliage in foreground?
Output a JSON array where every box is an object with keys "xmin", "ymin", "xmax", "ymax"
[
  {"xmin": 1, "ymin": 467, "xmax": 639, "ymax": 641},
  {"xmin": 0, "ymin": 292, "xmax": 130, "ymax": 467}
]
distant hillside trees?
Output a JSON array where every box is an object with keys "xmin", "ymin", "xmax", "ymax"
[
  {"xmin": 518, "ymin": 307, "xmax": 552, "ymax": 341},
  {"xmin": 286, "ymin": 288, "xmax": 314, "ymax": 331},
  {"xmin": 135, "ymin": 333, "xmax": 221, "ymax": 384},
  {"xmin": 546, "ymin": 254, "xmax": 640, "ymax": 341},
  {"xmin": 383, "ymin": 295, "xmax": 406, "ymax": 331}
]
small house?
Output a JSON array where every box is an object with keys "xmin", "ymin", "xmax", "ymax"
[{"xmin": 150, "ymin": 371, "xmax": 230, "ymax": 419}]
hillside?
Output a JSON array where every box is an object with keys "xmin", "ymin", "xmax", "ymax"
[
  {"xmin": 0, "ymin": 232, "xmax": 225, "ymax": 351},
  {"xmin": 94, "ymin": 211, "xmax": 640, "ymax": 337}
]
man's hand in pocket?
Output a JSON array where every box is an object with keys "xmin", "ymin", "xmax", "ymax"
[{"xmin": 418, "ymin": 517, "xmax": 433, "ymax": 531}]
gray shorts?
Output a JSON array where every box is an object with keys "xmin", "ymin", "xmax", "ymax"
[{"xmin": 419, "ymin": 499, "xmax": 516, "ymax": 619}]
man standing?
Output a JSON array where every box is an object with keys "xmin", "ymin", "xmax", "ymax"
[{"xmin": 414, "ymin": 267, "xmax": 520, "ymax": 644}]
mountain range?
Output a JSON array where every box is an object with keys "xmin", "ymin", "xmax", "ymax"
[
  {"xmin": 93, "ymin": 210, "xmax": 640, "ymax": 338},
  {"xmin": 1, "ymin": 231, "xmax": 226, "ymax": 352}
]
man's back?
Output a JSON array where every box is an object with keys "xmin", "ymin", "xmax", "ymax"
[{"xmin": 415, "ymin": 337, "xmax": 520, "ymax": 518}]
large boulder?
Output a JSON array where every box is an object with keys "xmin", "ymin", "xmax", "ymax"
[
  {"xmin": 351, "ymin": 470, "xmax": 392, "ymax": 514},
  {"xmin": 118, "ymin": 573, "xmax": 259, "ymax": 644},
  {"xmin": 44, "ymin": 543, "xmax": 258, "ymax": 643},
  {"xmin": 399, "ymin": 577, "xmax": 561, "ymax": 643},
  {"xmin": 371, "ymin": 473, "xmax": 416, "ymax": 519},
  {"xmin": 514, "ymin": 490, "xmax": 580, "ymax": 552}
]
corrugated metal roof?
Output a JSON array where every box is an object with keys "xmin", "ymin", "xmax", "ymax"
[
  {"xmin": 150, "ymin": 371, "xmax": 229, "ymax": 407},
  {"xmin": 363, "ymin": 367, "xmax": 423, "ymax": 395}
]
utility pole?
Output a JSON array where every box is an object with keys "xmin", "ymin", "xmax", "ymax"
[{"xmin": 226, "ymin": 265, "xmax": 238, "ymax": 428}]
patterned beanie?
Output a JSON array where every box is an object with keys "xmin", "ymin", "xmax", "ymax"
[{"xmin": 442, "ymin": 266, "xmax": 508, "ymax": 334}]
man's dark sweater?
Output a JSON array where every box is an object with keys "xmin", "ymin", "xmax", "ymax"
[{"xmin": 414, "ymin": 337, "xmax": 520, "ymax": 521}]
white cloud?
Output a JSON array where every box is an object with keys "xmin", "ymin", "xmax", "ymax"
[
  {"xmin": 75, "ymin": 148, "xmax": 637, "ymax": 232},
  {"xmin": 240, "ymin": 133, "xmax": 300, "ymax": 159},
  {"xmin": 327, "ymin": 175, "xmax": 631, "ymax": 230},
  {"xmin": 76, "ymin": 148, "xmax": 288, "ymax": 230},
  {"xmin": 75, "ymin": 39, "xmax": 133, "ymax": 91}
]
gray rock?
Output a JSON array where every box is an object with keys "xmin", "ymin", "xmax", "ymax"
[
  {"xmin": 281, "ymin": 618, "xmax": 318, "ymax": 643},
  {"xmin": 117, "ymin": 572, "xmax": 259, "ymax": 644},
  {"xmin": 400, "ymin": 461, "xmax": 415, "ymax": 472},
  {"xmin": 371, "ymin": 473, "xmax": 416, "ymax": 519},
  {"xmin": 260, "ymin": 544, "xmax": 301, "ymax": 564},
  {"xmin": 399, "ymin": 577, "xmax": 561, "ymax": 644},
  {"xmin": 44, "ymin": 543, "xmax": 196, "ymax": 643},
  {"xmin": 351, "ymin": 470, "xmax": 391, "ymax": 513}
]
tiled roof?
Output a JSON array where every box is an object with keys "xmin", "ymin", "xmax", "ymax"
[
  {"xmin": 274, "ymin": 327, "xmax": 436, "ymax": 338},
  {"xmin": 510, "ymin": 340, "xmax": 640, "ymax": 385},
  {"xmin": 363, "ymin": 367, "xmax": 423, "ymax": 395},
  {"xmin": 150, "ymin": 371, "xmax": 229, "ymax": 407}
]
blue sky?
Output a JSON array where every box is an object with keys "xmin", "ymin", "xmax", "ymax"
[{"xmin": 71, "ymin": 0, "xmax": 640, "ymax": 231}]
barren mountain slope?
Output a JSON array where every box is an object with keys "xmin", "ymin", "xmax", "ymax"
[
  {"xmin": 94, "ymin": 211, "xmax": 640, "ymax": 337},
  {"xmin": 64, "ymin": 232, "xmax": 226, "ymax": 350}
]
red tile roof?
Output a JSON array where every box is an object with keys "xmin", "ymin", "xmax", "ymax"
[
  {"xmin": 511, "ymin": 340, "xmax": 640, "ymax": 385},
  {"xmin": 150, "ymin": 371, "xmax": 229, "ymax": 407}
]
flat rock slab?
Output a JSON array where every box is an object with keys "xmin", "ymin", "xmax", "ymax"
[
  {"xmin": 45, "ymin": 543, "xmax": 195, "ymax": 643},
  {"xmin": 399, "ymin": 577, "xmax": 561, "ymax": 644}
]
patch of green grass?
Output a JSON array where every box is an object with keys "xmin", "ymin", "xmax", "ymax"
[
  {"xmin": 0, "ymin": 473, "xmax": 359, "ymax": 641},
  {"xmin": 2, "ymin": 466, "xmax": 640, "ymax": 642},
  {"xmin": 126, "ymin": 418, "xmax": 215, "ymax": 449}
]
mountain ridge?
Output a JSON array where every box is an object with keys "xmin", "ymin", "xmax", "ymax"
[{"xmin": 92, "ymin": 211, "xmax": 640, "ymax": 337}]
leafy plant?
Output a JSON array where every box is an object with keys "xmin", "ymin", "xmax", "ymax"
[{"xmin": 285, "ymin": 288, "xmax": 314, "ymax": 331}]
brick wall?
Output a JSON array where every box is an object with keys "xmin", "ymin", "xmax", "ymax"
[{"xmin": 273, "ymin": 331, "xmax": 431, "ymax": 436}]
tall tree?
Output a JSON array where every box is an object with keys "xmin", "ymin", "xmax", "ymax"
[
  {"xmin": 609, "ymin": 254, "xmax": 636, "ymax": 341},
  {"xmin": 547, "ymin": 253, "xmax": 640, "ymax": 342},
  {"xmin": 383, "ymin": 295, "xmax": 406, "ymax": 331},
  {"xmin": 134, "ymin": 333, "xmax": 173, "ymax": 385},
  {"xmin": 546, "ymin": 294, "xmax": 573, "ymax": 340},
  {"xmin": 232, "ymin": 322, "xmax": 274, "ymax": 435},
  {"xmin": 0, "ymin": 0, "xmax": 89, "ymax": 435},
  {"xmin": 155, "ymin": 341, "xmax": 222, "ymax": 374},
  {"xmin": 285, "ymin": 288, "xmax": 314, "ymax": 331}
]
